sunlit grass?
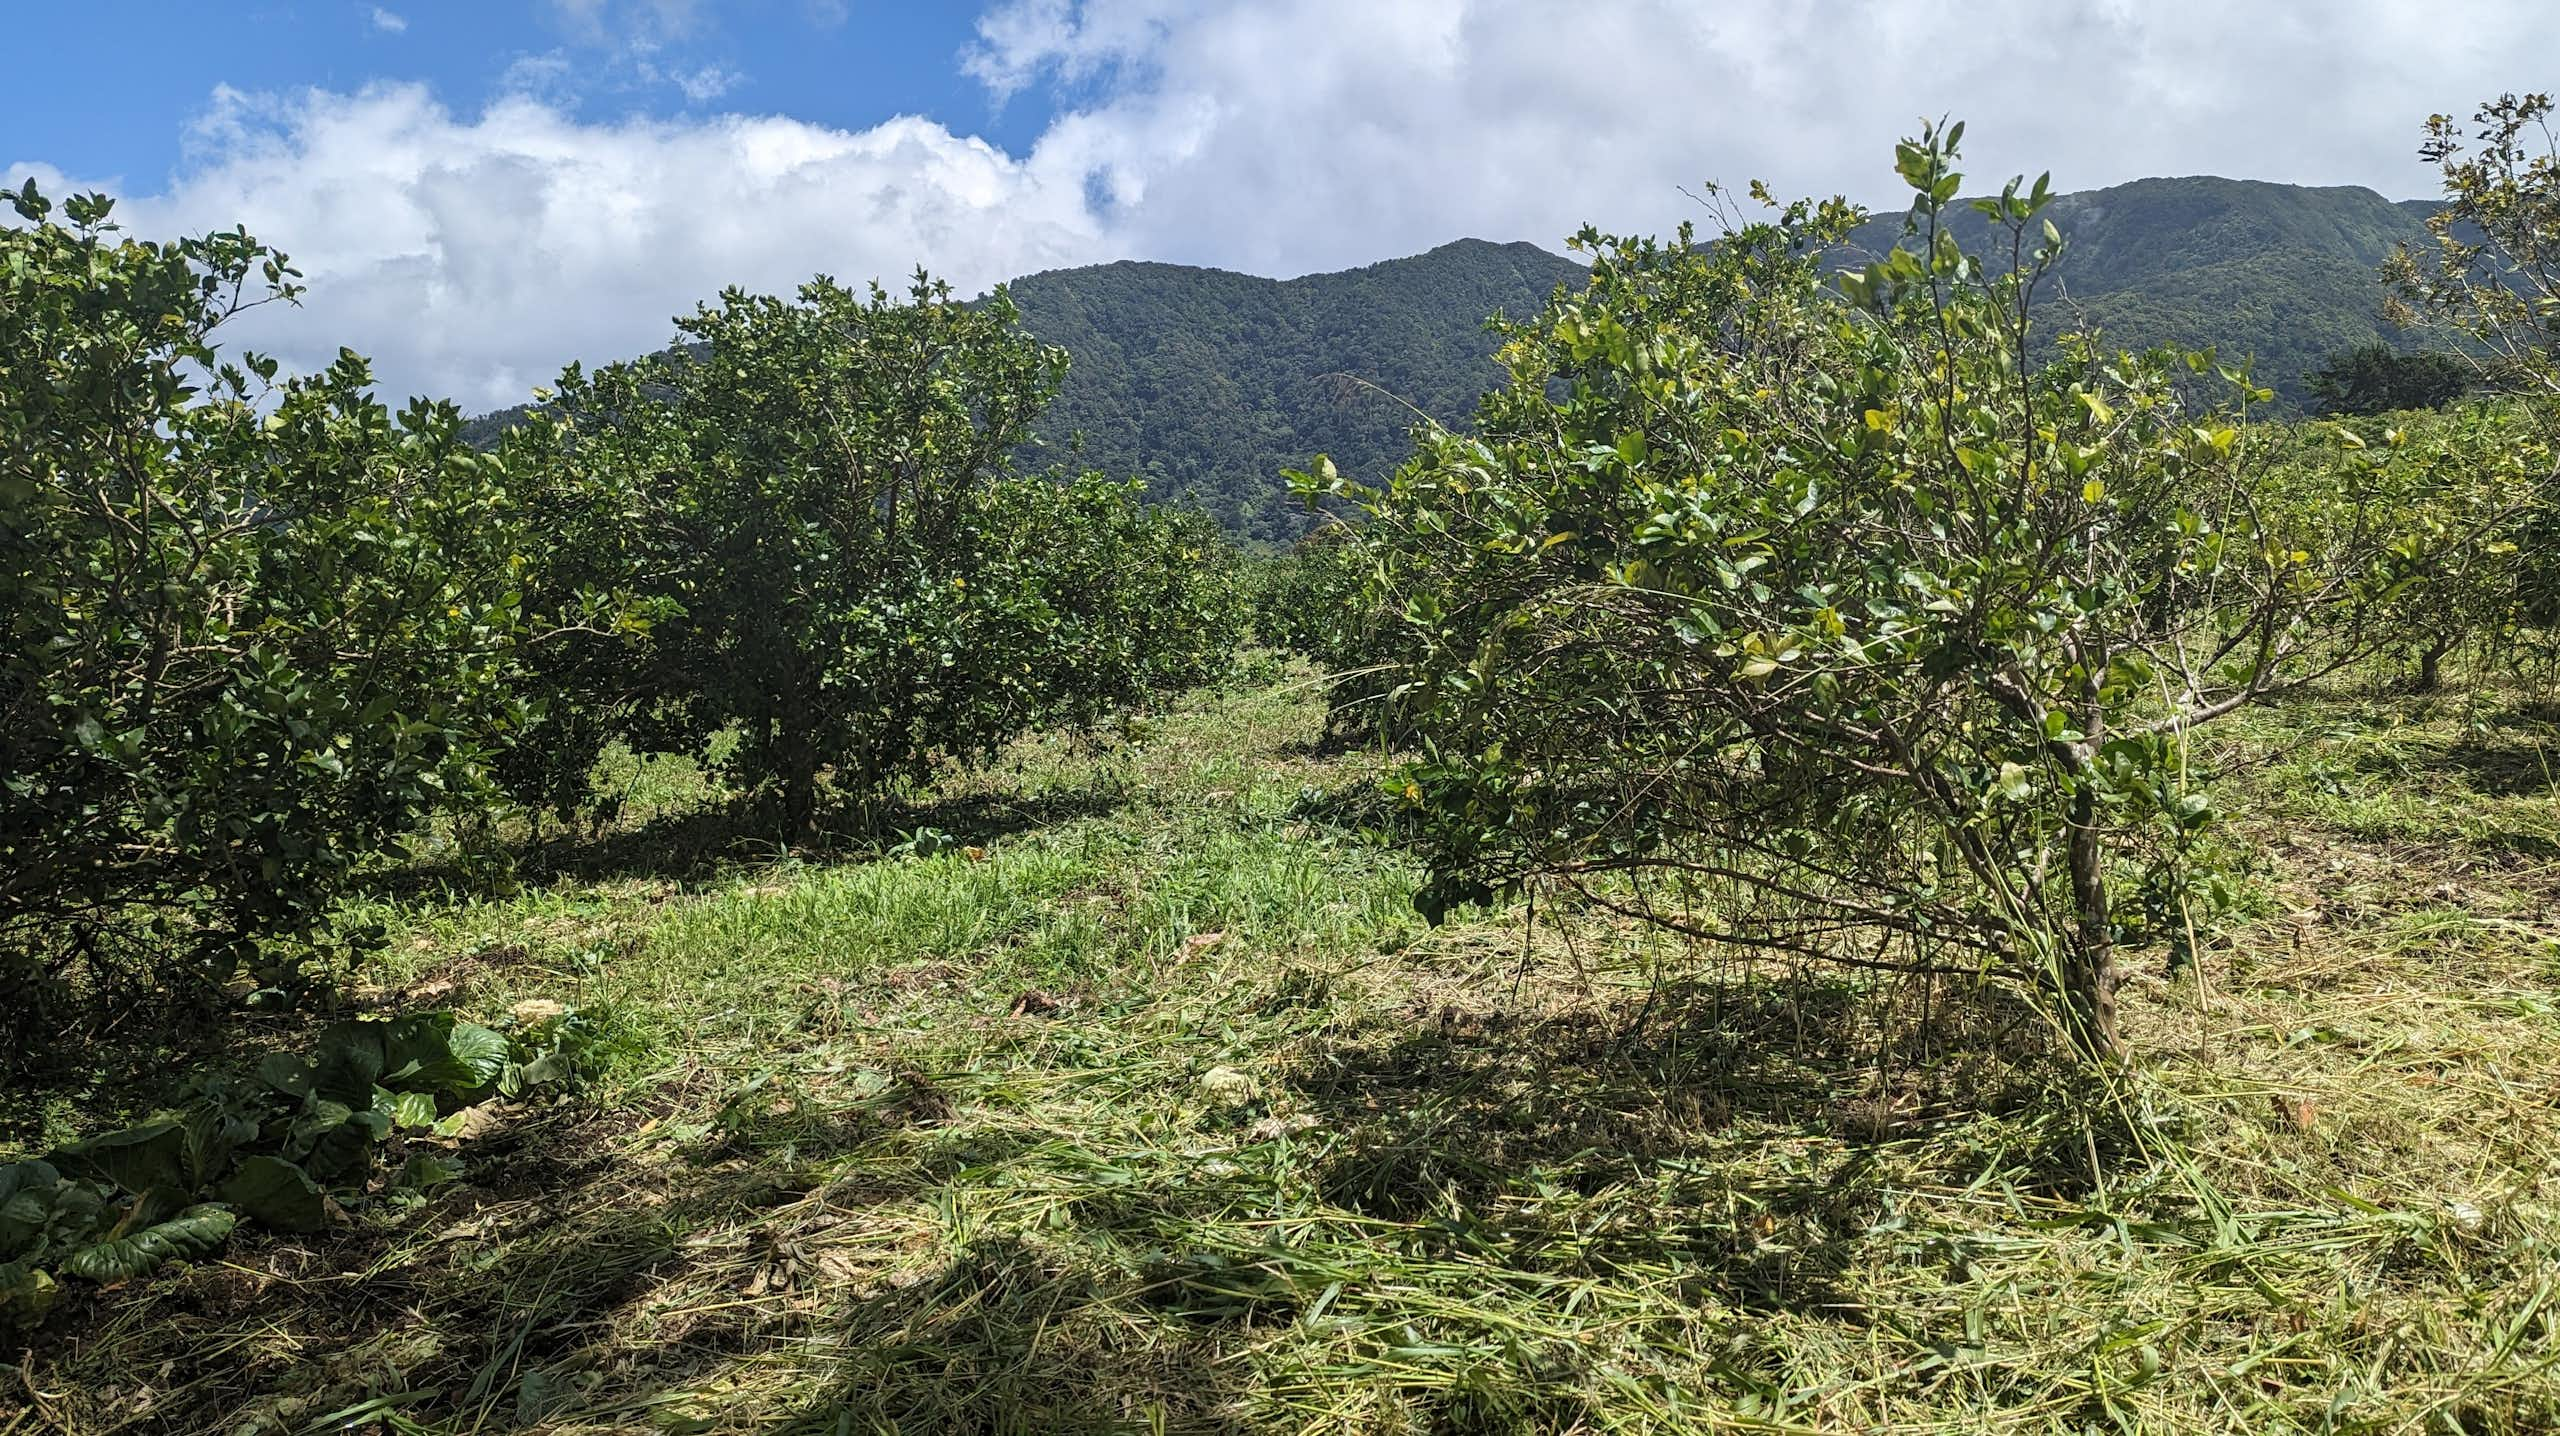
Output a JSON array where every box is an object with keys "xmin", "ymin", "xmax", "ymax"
[{"xmin": 14, "ymin": 663, "xmax": 2560, "ymax": 1433}]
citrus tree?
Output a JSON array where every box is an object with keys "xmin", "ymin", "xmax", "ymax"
[
  {"xmin": 2255, "ymin": 407, "xmax": 2551, "ymax": 690},
  {"xmin": 968, "ymin": 473, "xmax": 1245, "ymax": 731},
  {"xmin": 2382, "ymin": 92, "xmax": 2560, "ymax": 674},
  {"xmin": 511, "ymin": 275, "xmax": 1239, "ymax": 836},
  {"xmin": 1243, "ymin": 515, "xmax": 1416, "ymax": 742},
  {"xmin": 1317, "ymin": 127, "xmax": 2462, "ymax": 1059},
  {"xmin": 2388, "ymin": 92, "xmax": 2560, "ymax": 408},
  {"xmin": 0, "ymin": 184, "xmax": 619, "ymax": 1053}
]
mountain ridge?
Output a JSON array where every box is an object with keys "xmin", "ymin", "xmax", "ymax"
[
  {"xmin": 466, "ymin": 176, "xmax": 2453, "ymax": 540},
  {"xmin": 1003, "ymin": 237, "xmax": 1587, "ymax": 540}
]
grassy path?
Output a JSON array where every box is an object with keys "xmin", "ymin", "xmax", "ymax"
[{"xmin": 13, "ymin": 671, "xmax": 2560, "ymax": 1433}]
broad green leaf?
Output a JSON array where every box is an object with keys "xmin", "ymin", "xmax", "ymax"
[
  {"xmin": 0, "ymin": 1261, "xmax": 59, "ymax": 1327},
  {"xmin": 53, "ymin": 1124, "xmax": 185, "ymax": 1198},
  {"xmin": 217, "ymin": 1157, "xmax": 330, "ymax": 1233},
  {"xmin": 60, "ymin": 1205, "xmax": 236, "ymax": 1283}
]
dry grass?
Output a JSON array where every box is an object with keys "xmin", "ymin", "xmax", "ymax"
[{"xmin": 7, "ymin": 665, "xmax": 2560, "ymax": 1433}]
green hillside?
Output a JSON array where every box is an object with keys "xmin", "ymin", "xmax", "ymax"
[
  {"xmin": 1848, "ymin": 176, "xmax": 2436, "ymax": 406},
  {"xmin": 1005, "ymin": 239, "xmax": 1587, "ymax": 542}
]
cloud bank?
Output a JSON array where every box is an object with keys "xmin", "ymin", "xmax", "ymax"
[{"xmin": 9, "ymin": 0, "xmax": 2536, "ymax": 409}]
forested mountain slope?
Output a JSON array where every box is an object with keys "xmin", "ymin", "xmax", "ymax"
[
  {"xmin": 1847, "ymin": 176, "xmax": 2434, "ymax": 408},
  {"xmin": 1005, "ymin": 239, "xmax": 1587, "ymax": 541},
  {"xmin": 1010, "ymin": 178, "xmax": 2437, "ymax": 535}
]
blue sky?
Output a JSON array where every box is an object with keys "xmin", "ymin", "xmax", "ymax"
[
  {"xmin": 3, "ymin": 1, "xmax": 2532, "ymax": 410},
  {"xmin": 10, "ymin": 3, "xmax": 1046, "ymax": 190}
]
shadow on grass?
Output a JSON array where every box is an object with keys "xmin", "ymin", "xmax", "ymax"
[
  {"xmin": 759, "ymin": 1235, "xmax": 1255, "ymax": 1436},
  {"xmin": 32, "ymin": 1081, "xmax": 1253, "ymax": 1434},
  {"xmin": 2334, "ymin": 717, "xmax": 2560, "ymax": 801},
  {"xmin": 347, "ymin": 780, "xmax": 1132, "ymax": 909},
  {"xmin": 1290, "ymin": 972, "xmax": 2079, "ymax": 1314},
  {"xmin": 519, "ymin": 782, "xmax": 1131, "ymax": 885},
  {"xmin": 2422, "ymin": 737, "xmax": 2560, "ymax": 802},
  {"xmin": 26, "ymin": 973, "xmax": 2125, "ymax": 1435}
]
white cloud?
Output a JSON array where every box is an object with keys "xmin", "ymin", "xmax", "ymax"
[
  {"xmin": 969, "ymin": 0, "xmax": 2528, "ymax": 277},
  {"xmin": 535, "ymin": 0, "xmax": 734, "ymax": 106},
  {"xmin": 34, "ymin": 83, "xmax": 1110, "ymax": 409},
  {"xmin": 655, "ymin": 62, "xmax": 744, "ymax": 104},
  {"xmin": 370, "ymin": 7, "xmax": 408, "ymax": 34},
  {"xmin": 496, "ymin": 52, "xmax": 577, "ymax": 102},
  {"xmin": 548, "ymin": 0, "xmax": 701, "ymax": 48},
  {"xmin": 8, "ymin": 0, "xmax": 2542, "ymax": 410}
]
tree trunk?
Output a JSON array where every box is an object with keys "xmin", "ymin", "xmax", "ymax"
[
  {"xmin": 779, "ymin": 728, "xmax": 818, "ymax": 847},
  {"xmin": 2415, "ymin": 635, "xmax": 2453, "ymax": 694},
  {"xmin": 2063, "ymin": 776, "xmax": 2121, "ymax": 1062}
]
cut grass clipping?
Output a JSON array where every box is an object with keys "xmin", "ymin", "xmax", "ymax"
[{"xmin": 8, "ymin": 664, "xmax": 2560, "ymax": 1434}]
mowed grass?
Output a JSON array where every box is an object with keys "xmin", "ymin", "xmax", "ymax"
[{"xmin": 10, "ymin": 663, "xmax": 2560, "ymax": 1434}]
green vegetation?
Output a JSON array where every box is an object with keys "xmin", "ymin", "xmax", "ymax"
[
  {"xmin": 1008, "ymin": 240, "xmax": 1590, "ymax": 541},
  {"xmin": 2, "ymin": 1006, "xmax": 595, "ymax": 1326},
  {"xmin": 499, "ymin": 274, "xmax": 1240, "ymax": 841},
  {"xmin": 1, "ymin": 193, "xmax": 1230, "ymax": 1072},
  {"xmin": 12, "ymin": 93, "xmax": 2560, "ymax": 1436},
  {"xmin": 1305, "ymin": 126, "xmax": 2497, "ymax": 1064},
  {"xmin": 1014, "ymin": 185, "xmax": 2456, "ymax": 535},
  {"xmin": 2306, "ymin": 342, "xmax": 2472, "ymax": 415},
  {"xmin": 465, "ymin": 182, "xmax": 2457, "ymax": 542},
  {"xmin": 1848, "ymin": 175, "xmax": 2436, "ymax": 412},
  {"xmin": 0, "ymin": 184, "xmax": 626, "ymax": 1049},
  {"xmin": 2390, "ymin": 91, "xmax": 2560, "ymax": 407},
  {"xmin": 11, "ymin": 669, "xmax": 2560, "ymax": 1431}
]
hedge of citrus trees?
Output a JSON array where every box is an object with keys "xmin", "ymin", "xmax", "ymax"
[{"xmin": 1, "ymin": 190, "xmax": 1239, "ymax": 1065}]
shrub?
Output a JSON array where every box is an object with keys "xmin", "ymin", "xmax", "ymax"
[
  {"xmin": 1245, "ymin": 512, "xmax": 1419, "ymax": 743},
  {"xmin": 0, "ymin": 184, "xmax": 619, "ymax": 1051},
  {"xmin": 1317, "ymin": 127, "xmax": 2471, "ymax": 1059},
  {"xmin": 2305, "ymin": 343, "xmax": 2471, "ymax": 416},
  {"xmin": 509, "ymin": 275, "xmax": 1241, "ymax": 837},
  {"xmin": 2254, "ymin": 406, "xmax": 2552, "ymax": 689},
  {"xmin": 2388, "ymin": 91, "xmax": 2560, "ymax": 409},
  {"xmin": 970, "ymin": 473, "xmax": 1245, "ymax": 727}
]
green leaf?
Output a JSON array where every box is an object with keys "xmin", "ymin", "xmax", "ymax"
[
  {"xmin": 0, "ymin": 1161, "xmax": 63, "ymax": 1250},
  {"xmin": 0, "ymin": 1261, "xmax": 59, "ymax": 1328},
  {"xmin": 378, "ymin": 1013, "xmax": 511, "ymax": 1096},
  {"xmin": 60, "ymin": 1205, "xmax": 236, "ymax": 1283},
  {"xmin": 383, "ymin": 1090, "xmax": 442, "ymax": 1130},
  {"xmin": 446, "ymin": 1024, "xmax": 512, "ymax": 1092},
  {"xmin": 311, "ymin": 1022, "xmax": 390, "ymax": 1105},
  {"xmin": 285, "ymin": 1096, "xmax": 391, "ymax": 1182},
  {"xmin": 392, "ymin": 1154, "xmax": 466, "ymax": 1192},
  {"xmin": 217, "ymin": 1157, "xmax": 330, "ymax": 1233},
  {"xmin": 53, "ymin": 1123, "xmax": 185, "ymax": 1197},
  {"xmin": 258, "ymin": 1052, "xmax": 316, "ymax": 1099}
]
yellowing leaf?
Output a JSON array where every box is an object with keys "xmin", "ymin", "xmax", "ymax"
[{"xmin": 2082, "ymin": 479, "xmax": 2106, "ymax": 503}]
